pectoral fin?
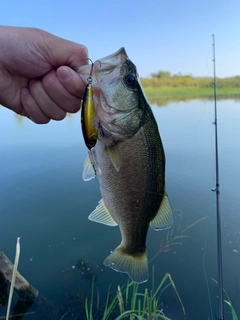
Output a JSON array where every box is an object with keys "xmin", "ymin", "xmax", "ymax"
[
  {"xmin": 88, "ymin": 199, "xmax": 118, "ymax": 226},
  {"xmin": 150, "ymin": 191, "xmax": 173, "ymax": 230},
  {"xmin": 107, "ymin": 145, "xmax": 121, "ymax": 172},
  {"xmin": 82, "ymin": 154, "xmax": 95, "ymax": 181}
]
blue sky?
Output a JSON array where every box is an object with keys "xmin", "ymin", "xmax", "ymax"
[{"xmin": 1, "ymin": 0, "xmax": 239, "ymax": 78}]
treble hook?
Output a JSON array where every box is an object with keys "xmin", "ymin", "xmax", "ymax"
[{"xmin": 86, "ymin": 58, "xmax": 94, "ymax": 84}]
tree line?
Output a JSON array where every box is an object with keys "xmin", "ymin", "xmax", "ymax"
[{"xmin": 140, "ymin": 71, "xmax": 240, "ymax": 88}]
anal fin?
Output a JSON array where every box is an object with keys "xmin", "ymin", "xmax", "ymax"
[{"xmin": 150, "ymin": 191, "xmax": 173, "ymax": 230}]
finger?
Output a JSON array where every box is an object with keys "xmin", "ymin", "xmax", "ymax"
[
  {"xmin": 29, "ymin": 79, "xmax": 66, "ymax": 121},
  {"xmin": 20, "ymin": 108, "xmax": 30, "ymax": 118},
  {"xmin": 42, "ymin": 70, "xmax": 81, "ymax": 113},
  {"xmin": 20, "ymin": 88, "xmax": 50, "ymax": 124},
  {"xmin": 57, "ymin": 66, "xmax": 86, "ymax": 99},
  {"xmin": 46, "ymin": 38, "xmax": 88, "ymax": 68}
]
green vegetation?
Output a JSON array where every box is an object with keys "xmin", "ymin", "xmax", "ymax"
[
  {"xmin": 140, "ymin": 71, "xmax": 240, "ymax": 105},
  {"xmin": 84, "ymin": 218, "xmax": 207, "ymax": 320},
  {"xmin": 211, "ymin": 278, "xmax": 238, "ymax": 320},
  {"xmin": 85, "ymin": 269, "xmax": 185, "ymax": 320},
  {"xmin": 149, "ymin": 217, "xmax": 206, "ymax": 260},
  {"xmin": 141, "ymin": 71, "xmax": 240, "ymax": 88}
]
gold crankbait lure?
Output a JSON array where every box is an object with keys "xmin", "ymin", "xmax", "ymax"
[{"xmin": 81, "ymin": 60, "xmax": 98, "ymax": 150}]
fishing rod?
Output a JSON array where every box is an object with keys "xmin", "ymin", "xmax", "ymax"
[{"xmin": 212, "ymin": 34, "xmax": 224, "ymax": 320}]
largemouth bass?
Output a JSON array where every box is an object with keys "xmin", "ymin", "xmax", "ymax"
[{"xmin": 76, "ymin": 48, "xmax": 173, "ymax": 283}]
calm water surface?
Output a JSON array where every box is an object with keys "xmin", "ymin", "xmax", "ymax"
[{"xmin": 0, "ymin": 99, "xmax": 240, "ymax": 319}]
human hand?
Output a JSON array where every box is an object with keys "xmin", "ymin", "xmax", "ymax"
[{"xmin": 0, "ymin": 26, "xmax": 88, "ymax": 123}]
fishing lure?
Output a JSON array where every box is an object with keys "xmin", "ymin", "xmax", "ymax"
[{"xmin": 81, "ymin": 60, "xmax": 98, "ymax": 150}]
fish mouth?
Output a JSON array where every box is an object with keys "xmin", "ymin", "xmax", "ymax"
[
  {"xmin": 76, "ymin": 47, "xmax": 143, "ymax": 141},
  {"xmin": 75, "ymin": 47, "xmax": 128, "ymax": 84}
]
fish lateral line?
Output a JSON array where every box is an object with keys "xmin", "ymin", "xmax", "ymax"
[
  {"xmin": 93, "ymin": 177, "xmax": 166, "ymax": 197},
  {"xmin": 83, "ymin": 154, "xmax": 166, "ymax": 197}
]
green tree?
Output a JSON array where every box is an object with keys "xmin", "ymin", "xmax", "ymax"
[{"xmin": 151, "ymin": 70, "xmax": 171, "ymax": 79}]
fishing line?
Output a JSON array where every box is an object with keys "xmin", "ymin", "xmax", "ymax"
[
  {"xmin": 202, "ymin": 225, "xmax": 214, "ymax": 320},
  {"xmin": 205, "ymin": 47, "xmax": 214, "ymax": 79},
  {"xmin": 189, "ymin": 44, "xmax": 215, "ymax": 176},
  {"xmin": 189, "ymin": 43, "xmax": 214, "ymax": 173},
  {"xmin": 188, "ymin": 42, "xmax": 213, "ymax": 170}
]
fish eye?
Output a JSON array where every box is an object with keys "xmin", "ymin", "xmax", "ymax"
[{"xmin": 124, "ymin": 74, "xmax": 136, "ymax": 87}]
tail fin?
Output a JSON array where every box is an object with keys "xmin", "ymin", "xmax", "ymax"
[{"xmin": 103, "ymin": 246, "xmax": 148, "ymax": 284}]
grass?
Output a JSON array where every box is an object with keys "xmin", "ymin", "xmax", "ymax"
[
  {"xmin": 144, "ymin": 86, "xmax": 240, "ymax": 98},
  {"xmin": 6, "ymin": 237, "xmax": 20, "ymax": 320},
  {"xmin": 3, "ymin": 222, "xmax": 238, "ymax": 320},
  {"xmin": 211, "ymin": 278, "xmax": 238, "ymax": 320},
  {"xmin": 143, "ymin": 86, "xmax": 240, "ymax": 106},
  {"xmin": 224, "ymin": 293, "xmax": 238, "ymax": 320},
  {"xmin": 85, "ymin": 218, "xmax": 205, "ymax": 320},
  {"xmin": 149, "ymin": 217, "xmax": 206, "ymax": 262},
  {"xmin": 85, "ymin": 268, "xmax": 186, "ymax": 320}
]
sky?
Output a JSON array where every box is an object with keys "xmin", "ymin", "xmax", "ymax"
[{"xmin": 1, "ymin": 0, "xmax": 240, "ymax": 78}]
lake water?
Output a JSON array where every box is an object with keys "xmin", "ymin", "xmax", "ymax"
[{"xmin": 0, "ymin": 98, "xmax": 240, "ymax": 320}]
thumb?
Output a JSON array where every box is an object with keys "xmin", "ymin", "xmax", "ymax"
[{"xmin": 43, "ymin": 32, "xmax": 88, "ymax": 67}]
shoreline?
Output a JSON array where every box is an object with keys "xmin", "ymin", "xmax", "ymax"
[
  {"xmin": 143, "ymin": 86, "xmax": 240, "ymax": 98},
  {"xmin": 143, "ymin": 87, "xmax": 240, "ymax": 106}
]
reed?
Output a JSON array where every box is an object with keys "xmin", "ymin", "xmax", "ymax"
[
  {"xmin": 85, "ymin": 267, "xmax": 185, "ymax": 320},
  {"xmin": 149, "ymin": 217, "xmax": 206, "ymax": 263},
  {"xmin": 6, "ymin": 237, "xmax": 20, "ymax": 320},
  {"xmin": 211, "ymin": 278, "xmax": 238, "ymax": 320}
]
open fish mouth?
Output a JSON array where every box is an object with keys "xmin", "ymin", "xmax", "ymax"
[{"xmin": 74, "ymin": 47, "xmax": 128, "ymax": 83}]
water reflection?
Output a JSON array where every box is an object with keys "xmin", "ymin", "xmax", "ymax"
[
  {"xmin": 12, "ymin": 110, "xmax": 76, "ymax": 127},
  {"xmin": 148, "ymin": 93, "xmax": 240, "ymax": 107},
  {"xmin": 0, "ymin": 99, "xmax": 240, "ymax": 319}
]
